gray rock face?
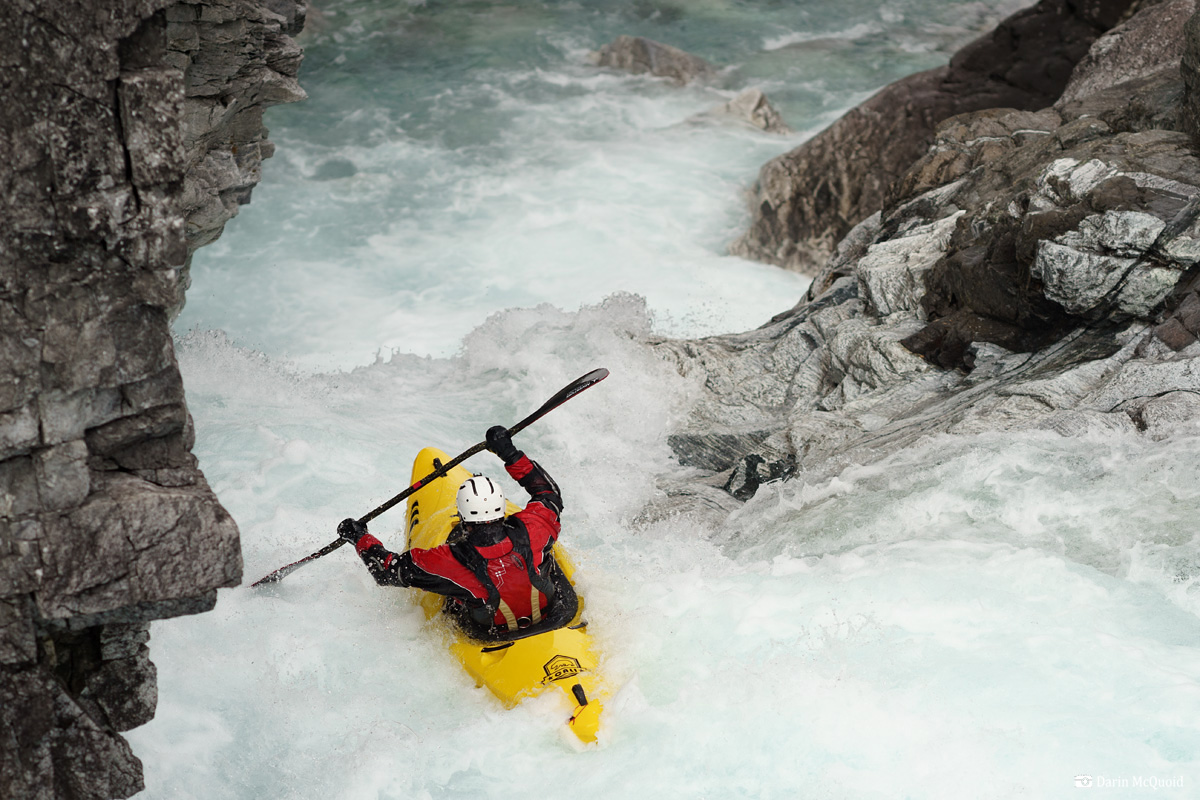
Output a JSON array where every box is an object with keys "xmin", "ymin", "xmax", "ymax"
[
  {"xmin": 169, "ymin": 0, "xmax": 306, "ymax": 311},
  {"xmin": 589, "ymin": 35, "xmax": 718, "ymax": 85},
  {"xmin": 0, "ymin": 1, "xmax": 305, "ymax": 797},
  {"xmin": 1183, "ymin": 1, "xmax": 1200, "ymax": 140},
  {"xmin": 730, "ymin": 0, "xmax": 1139, "ymax": 274},
  {"xmin": 899, "ymin": 120, "xmax": 1200, "ymax": 367},
  {"xmin": 692, "ymin": 88, "xmax": 792, "ymax": 134},
  {"xmin": 658, "ymin": 2, "xmax": 1200, "ymax": 520},
  {"xmin": 1058, "ymin": 0, "xmax": 1196, "ymax": 106}
]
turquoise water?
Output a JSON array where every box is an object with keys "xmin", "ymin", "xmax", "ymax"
[
  {"xmin": 175, "ymin": 0, "xmax": 1030, "ymax": 369},
  {"xmin": 133, "ymin": 1, "xmax": 1200, "ymax": 798}
]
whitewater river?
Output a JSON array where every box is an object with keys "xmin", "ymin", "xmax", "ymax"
[{"xmin": 131, "ymin": 1, "xmax": 1200, "ymax": 797}]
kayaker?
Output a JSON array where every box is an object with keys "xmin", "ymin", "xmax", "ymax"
[{"xmin": 336, "ymin": 426, "xmax": 574, "ymax": 639}]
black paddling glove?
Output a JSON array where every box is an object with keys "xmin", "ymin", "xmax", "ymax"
[
  {"xmin": 485, "ymin": 425, "xmax": 522, "ymax": 465},
  {"xmin": 338, "ymin": 518, "xmax": 368, "ymax": 545}
]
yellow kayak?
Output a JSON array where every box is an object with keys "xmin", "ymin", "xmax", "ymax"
[{"xmin": 403, "ymin": 447, "xmax": 606, "ymax": 743}]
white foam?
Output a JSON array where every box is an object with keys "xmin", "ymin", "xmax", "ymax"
[
  {"xmin": 140, "ymin": 309, "xmax": 1200, "ymax": 798},
  {"xmin": 763, "ymin": 22, "xmax": 884, "ymax": 52}
]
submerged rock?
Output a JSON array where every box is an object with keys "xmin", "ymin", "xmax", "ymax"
[
  {"xmin": 311, "ymin": 157, "xmax": 359, "ymax": 181},
  {"xmin": 691, "ymin": 88, "xmax": 793, "ymax": 134},
  {"xmin": 723, "ymin": 453, "xmax": 796, "ymax": 501},
  {"xmin": 589, "ymin": 35, "xmax": 718, "ymax": 85}
]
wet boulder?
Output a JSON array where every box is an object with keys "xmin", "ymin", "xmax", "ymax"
[
  {"xmin": 730, "ymin": 0, "xmax": 1140, "ymax": 274},
  {"xmin": 904, "ymin": 125, "xmax": 1200, "ymax": 369},
  {"xmin": 589, "ymin": 35, "xmax": 718, "ymax": 85},
  {"xmin": 690, "ymin": 88, "xmax": 792, "ymax": 134},
  {"xmin": 1058, "ymin": 0, "xmax": 1196, "ymax": 108}
]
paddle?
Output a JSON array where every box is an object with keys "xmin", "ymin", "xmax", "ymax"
[{"xmin": 250, "ymin": 368, "xmax": 610, "ymax": 587}]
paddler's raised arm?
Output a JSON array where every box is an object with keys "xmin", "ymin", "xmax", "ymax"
[{"xmin": 486, "ymin": 425, "xmax": 562, "ymax": 518}]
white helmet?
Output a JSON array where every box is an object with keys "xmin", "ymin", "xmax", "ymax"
[{"xmin": 457, "ymin": 476, "xmax": 506, "ymax": 523}]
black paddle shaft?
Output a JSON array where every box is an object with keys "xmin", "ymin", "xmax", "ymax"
[{"xmin": 250, "ymin": 368, "xmax": 609, "ymax": 587}]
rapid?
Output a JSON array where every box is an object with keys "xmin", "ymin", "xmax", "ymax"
[{"xmin": 131, "ymin": 1, "xmax": 1200, "ymax": 797}]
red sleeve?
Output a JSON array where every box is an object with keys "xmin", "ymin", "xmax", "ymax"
[
  {"xmin": 515, "ymin": 502, "xmax": 560, "ymax": 551},
  {"xmin": 505, "ymin": 455, "xmax": 563, "ymax": 517},
  {"xmin": 408, "ymin": 544, "xmax": 489, "ymax": 600},
  {"xmin": 506, "ymin": 454, "xmax": 534, "ymax": 480},
  {"xmin": 355, "ymin": 533, "xmax": 383, "ymax": 555}
]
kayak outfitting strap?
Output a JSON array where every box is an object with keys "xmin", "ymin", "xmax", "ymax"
[
  {"xmin": 445, "ymin": 560, "xmax": 579, "ymax": 643},
  {"xmin": 448, "ymin": 540, "xmax": 502, "ymax": 623},
  {"xmin": 509, "ymin": 521, "xmax": 557, "ymax": 601},
  {"xmin": 497, "ymin": 587, "xmax": 543, "ymax": 630},
  {"xmin": 496, "ymin": 599, "xmax": 519, "ymax": 630}
]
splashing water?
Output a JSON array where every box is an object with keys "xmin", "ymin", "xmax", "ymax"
[{"xmin": 135, "ymin": 1, "xmax": 1200, "ymax": 798}]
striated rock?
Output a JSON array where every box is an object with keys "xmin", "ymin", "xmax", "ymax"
[
  {"xmin": 1052, "ymin": 0, "xmax": 1195, "ymax": 136},
  {"xmin": 730, "ymin": 0, "xmax": 1140, "ymax": 275},
  {"xmin": 0, "ymin": 1, "xmax": 305, "ymax": 797},
  {"xmin": 1033, "ymin": 210, "xmax": 1165, "ymax": 314},
  {"xmin": 855, "ymin": 213, "xmax": 963, "ymax": 317},
  {"xmin": 723, "ymin": 453, "xmax": 796, "ymax": 501},
  {"xmin": 1123, "ymin": 389, "xmax": 1200, "ymax": 436},
  {"xmin": 655, "ymin": 1, "xmax": 1200, "ymax": 518},
  {"xmin": 589, "ymin": 35, "xmax": 718, "ymax": 85},
  {"xmin": 905, "ymin": 127, "xmax": 1200, "ymax": 367}
]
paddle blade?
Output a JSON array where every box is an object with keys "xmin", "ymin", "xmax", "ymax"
[
  {"xmin": 510, "ymin": 368, "xmax": 609, "ymax": 435},
  {"xmin": 250, "ymin": 539, "xmax": 347, "ymax": 586}
]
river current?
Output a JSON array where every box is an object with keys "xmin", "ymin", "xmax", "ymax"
[{"xmin": 131, "ymin": 1, "xmax": 1200, "ymax": 797}]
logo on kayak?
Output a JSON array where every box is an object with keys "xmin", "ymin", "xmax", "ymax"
[{"xmin": 542, "ymin": 654, "xmax": 583, "ymax": 683}]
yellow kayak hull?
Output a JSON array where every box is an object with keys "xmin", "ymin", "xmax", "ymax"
[{"xmin": 404, "ymin": 447, "xmax": 606, "ymax": 743}]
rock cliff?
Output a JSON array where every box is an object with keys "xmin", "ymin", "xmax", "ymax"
[
  {"xmin": 0, "ymin": 1, "xmax": 304, "ymax": 797},
  {"xmin": 658, "ymin": 0, "xmax": 1200, "ymax": 522}
]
